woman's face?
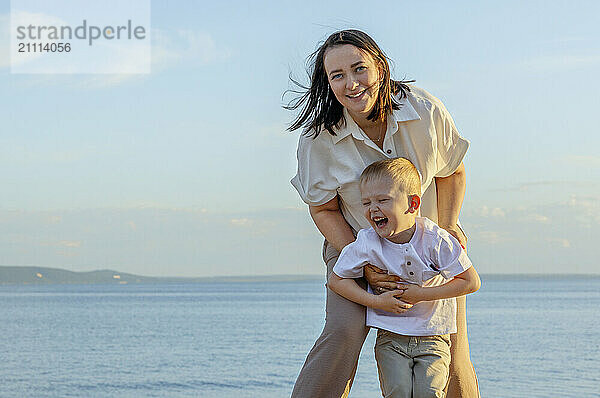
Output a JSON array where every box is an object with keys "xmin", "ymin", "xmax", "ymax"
[{"xmin": 323, "ymin": 44, "xmax": 381, "ymax": 121}]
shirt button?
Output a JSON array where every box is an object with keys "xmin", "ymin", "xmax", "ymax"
[
  {"xmin": 407, "ymin": 261, "xmax": 411, "ymax": 265},
  {"xmin": 409, "ymin": 271, "xmax": 414, "ymax": 275},
  {"xmin": 386, "ymin": 149, "xmax": 392, "ymax": 154}
]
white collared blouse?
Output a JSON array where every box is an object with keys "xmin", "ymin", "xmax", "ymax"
[{"xmin": 291, "ymin": 86, "xmax": 469, "ymax": 232}]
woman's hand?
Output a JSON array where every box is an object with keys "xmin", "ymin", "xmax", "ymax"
[
  {"xmin": 439, "ymin": 223, "xmax": 468, "ymax": 249},
  {"xmin": 373, "ymin": 290, "xmax": 414, "ymax": 314},
  {"xmin": 364, "ymin": 264, "xmax": 405, "ymax": 294}
]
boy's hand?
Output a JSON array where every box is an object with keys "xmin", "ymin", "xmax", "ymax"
[
  {"xmin": 373, "ymin": 290, "xmax": 413, "ymax": 314},
  {"xmin": 394, "ymin": 284, "xmax": 427, "ymax": 305}
]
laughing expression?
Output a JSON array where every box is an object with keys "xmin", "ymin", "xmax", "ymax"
[
  {"xmin": 360, "ymin": 176, "xmax": 417, "ymax": 244},
  {"xmin": 323, "ymin": 44, "xmax": 381, "ymax": 122}
]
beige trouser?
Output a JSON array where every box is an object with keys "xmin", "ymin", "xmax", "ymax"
[
  {"xmin": 290, "ymin": 240, "xmax": 479, "ymax": 398},
  {"xmin": 290, "ymin": 240, "xmax": 369, "ymax": 398}
]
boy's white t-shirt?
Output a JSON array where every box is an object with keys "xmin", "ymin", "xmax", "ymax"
[{"xmin": 333, "ymin": 217, "xmax": 473, "ymax": 336}]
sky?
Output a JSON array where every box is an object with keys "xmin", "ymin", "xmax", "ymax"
[{"xmin": 1, "ymin": 0, "xmax": 599, "ymax": 277}]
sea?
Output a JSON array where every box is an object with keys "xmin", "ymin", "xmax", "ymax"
[{"xmin": 0, "ymin": 275, "xmax": 599, "ymax": 398}]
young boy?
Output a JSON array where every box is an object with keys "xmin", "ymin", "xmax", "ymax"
[{"xmin": 328, "ymin": 158, "xmax": 481, "ymax": 398}]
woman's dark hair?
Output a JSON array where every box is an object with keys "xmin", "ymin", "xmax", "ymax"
[{"xmin": 284, "ymin": 29, "xmax": 413, "ymax": 138}]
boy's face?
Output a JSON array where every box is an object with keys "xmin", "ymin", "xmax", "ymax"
[{"xmin": 360, "ymin": 176, "xmax": 419, "ymax": 243}]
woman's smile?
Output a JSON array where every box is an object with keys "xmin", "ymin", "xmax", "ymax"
[
  {"xmin": 324, "ymin": 44, "xmax": 381, "ymax": 121},
  {"xmin": 346, "ymin": 88, "xmax": 367, "ymax": 99}
]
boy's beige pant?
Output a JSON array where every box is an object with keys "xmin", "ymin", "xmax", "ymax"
[{"xmin": 375, "ymin": 330, "xmax": 451, "ymax": 398}]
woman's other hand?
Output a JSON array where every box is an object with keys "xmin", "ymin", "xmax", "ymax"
[
  {"xmin": 364, "ymin": 264, "xmax": 405, "ymax": 294},
  {"xmin": 439, "ymin": 223, "xmax": 468, "ymax": 249}
]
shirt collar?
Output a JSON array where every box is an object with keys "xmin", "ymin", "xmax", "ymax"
[
  {"xmin": 392, "ymin": 93, "xmax": 421, "ymax": 123},
  {"xmin": 331, "ymin": 108, "xmax": 365, "ymax": 144},
  {"xmin": 332, "ymin": 94, "xmax": 421, "ymax": 145}
]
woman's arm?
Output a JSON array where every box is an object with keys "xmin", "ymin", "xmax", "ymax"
[
  {"xmin": 309, "ymin": 196, "xmax": 355, "ymax": 253},
  {"xmin": 435, "ymin": 161, "xmax": 467, "ymax": 248}
]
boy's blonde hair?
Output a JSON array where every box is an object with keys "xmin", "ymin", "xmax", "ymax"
[{"xmin": 360, "ymin": 158, "xmax": 421, "ymax": 196}]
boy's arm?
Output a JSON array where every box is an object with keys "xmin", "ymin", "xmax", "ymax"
[
  {"xmin": 328, "ymin": 273, "xmax": 412, "ymax": 314},
  {"xmin": 395, "ymin": 266, "xmax": 480, "ymax": 305}
]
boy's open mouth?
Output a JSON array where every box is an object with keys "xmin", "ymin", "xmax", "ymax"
[{"xmin": 373, "ymin": 216, "xmax": 388, "ymax": 228}]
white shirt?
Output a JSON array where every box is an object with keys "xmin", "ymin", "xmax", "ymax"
[
  {"xmin": 291, "ymin": 86, "xmax": 469, "ymax": 232},
  {"xmin": 333, "ymin": 217, "xmax": 473, "ymax": 336}
]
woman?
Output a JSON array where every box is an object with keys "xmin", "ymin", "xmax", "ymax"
[{"xmin": 287, "ymin": 30, "xmax": 479, "ymax": 397}]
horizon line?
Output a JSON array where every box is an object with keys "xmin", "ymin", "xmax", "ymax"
[{"xmin": 1, "ymin": 265, "xmax": 599, "ymax": 280}]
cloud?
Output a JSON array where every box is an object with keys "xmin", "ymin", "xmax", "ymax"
[
  {"xmin": 0, "ymin": 12, "xmax": 63, "ymax": 68},
  {"xmin": 285, "ymin": 206, "xmax": 307, "ymax": 211},
  {"xmin": 0, "ymin": 14, "xmax": 8, "ymax": 68},
  {"xmin": 40, "ymin": 240, "xmax": 82, "ymax": 248},
  {"xmin": 152, "ymin": 28, "xmax": 232, "ymax": 72},
  {"xmin": 543, "ymin": 37, "xmax": 590, "ymax": 45},
  {"xmin": 75, "ymin": 74, "xmax": 146, "ymax": 89},
  {"xmin": 521, "ymin": 54, "xmax": 600, "ymax": 72},
  {"xmin": 78, "ymin": 29, "xmax": 232, "ymax": 88},
  {"xmin": 475, "ymin": 206, "xmax": 505, "ymax": 218},
  {"xmin": 546, "ymin": 238, "xmax": 570, "ymax": 248},
  {"xmin": 527, "ymin": 214, "xmax": 550, "ymax": 223},
  {"xmin": 459, "ymin": 199, "xmax": 598, "ymax": 274},
  {"xmin": 490, "ymin": 208, "xmax": 505, "ymax": 218},
  {"xmin": 3, "ymin": 145, "xmax": 97, "ymax": 165},
  {"xmin": 6, "ymin": 11, "xmax": 70, "ymax": 68},
  {"xmin": 4, "ymin": 12, "xmax": 148, "ymax": 77},
  {"xmin": 476, "ymin": 231, "xmax": 512, "ymax": 244},
  {"xmin": 499, "ymin": 181, "xmax": 565, "ymax": 192},
  {"xmin": 567, "ymin": 195, "xmax": 600, "ymax": 225},
  {"xmin": 46, "ymin": 215, "xmax": 62, "ymax": 224},
  {"xmin": 0, "ymin": 206, "xmax": 321, "ymax": 277},
  {"xmin": 56, "ymin": 249, "xmax": 79, "ymax": 257},
  {"xmin": 230, "ymin": 218, "xmax": 252, "ymax": 226},
  {"xmin": 60, "ymin": 240, "xmax": 82, "ymax": 248},
  {"xmin": 495, "ymin": 180, "xmax": 595, "ymax": 193},
  {"xmin": 466, "ymin": 198, "xmax": 593, "ymax": 229},
  {"xmin": 1, "ymin": 12, "xmax": 231, "ymax": 87},
  {"xmin": 563, "ymin": 155, "xmax": 600, "ymax": 167},
  {"xmin": 569, "ymin": 195, "xmax": 600, "ymax": 208}
]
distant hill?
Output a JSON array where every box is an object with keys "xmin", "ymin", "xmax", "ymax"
[
  {"xmin": 0, "ymin": 266, "xmax": 166, "ymax": 285},
  {"xmin": 0, "ymin": 266, "xmax": 322, "ymax": 285}
]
